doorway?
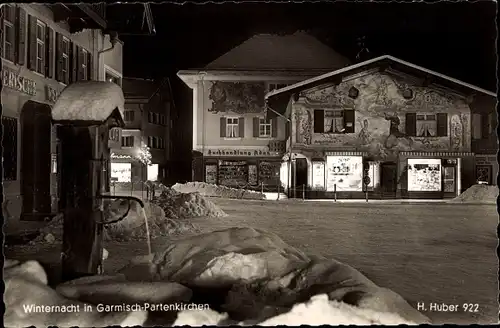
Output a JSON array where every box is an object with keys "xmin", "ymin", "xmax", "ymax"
[
  {"xmin": 381, "ymin": 162, "xmax": 397, "ymax": 198},
  {"xmin": 21, "ymin": 101, "xmax": 53, "ymax": 220},
  {"xmin": 291, "ymin": 158, "xmax": 308, "ymax": 198}
]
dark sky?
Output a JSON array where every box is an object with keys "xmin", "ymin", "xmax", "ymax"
[{"xmin": 121, "ymin": 1, "xmax": 497, "ymax": 92}]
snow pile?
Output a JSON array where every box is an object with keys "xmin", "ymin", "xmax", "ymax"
[
  {"xmin": 154, "ymin": 188, "xmax": 227, "ymax": 219},
  {"xmin": 173, "ymin": 294, "xmax": 418, "ymax": 326},
  {"xmin": 172, "ymin": 182, "xmax": 266, "ymax": 200},
  {"xmin": 119, "ymin": 227, "xmax": 430, "ymax": 325},
  {"xmin": 51, "ymin": 81, "xmax": 125, "ymax": 122},
  {"xmin": 449, "ymin": 184, "xmax": 498, "ymax": 204}
]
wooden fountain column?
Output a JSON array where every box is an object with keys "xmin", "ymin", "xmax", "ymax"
[{"xmin": 59, "ymin": 124, "xmax": 108, "ymax": 282}]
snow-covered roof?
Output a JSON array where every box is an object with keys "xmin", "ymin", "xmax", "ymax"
[{"xmin": 51, "ymin": 81, "xmax": 125, "ymax": 125}]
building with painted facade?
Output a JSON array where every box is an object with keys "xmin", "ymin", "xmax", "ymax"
[
  {"xmin": 1, "ymin": 3, "xmax": 153, "ymax": 221},
  {"xmin": 177, "ymin": 31, "xmax": 351, "ymax": 190},
  {"xmin": 109, "ymin": 77, "xmax": 176, "ymax": 184},
  {"xmin": 265, "ymin": 55, "xmax": 497, "ymax": 199}
]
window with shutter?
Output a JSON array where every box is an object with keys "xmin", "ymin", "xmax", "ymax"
[
  {"xmin": 258, "ymin": 118, "xmax": 272, "ymax": 137},
  {"xmin": 436, "ymin": 113, "xmax": 448, "ymax": 137},
  {"xmin": 225, "ymin": 117, "xmax": 240, "ymax": 138},
  {"xmin": 16, "ymin": 6, "xmax": 26, "ymax": 66},
  {"xmin": 405, "ymin": 113, "xmax": 417, "ymax": 137},
  {"xmin": 35, "ymin": 20, "xmax": 46, "ymax": 74},
  {"xmin": 2, "ymin": 5, "xmax": 15, "ymax": 62},
  {"xmin": 45, "ymin": 26, "xmax": 54, "ymax": 78},
  {"xmin": 220, "ymin": 117, "xmax": 226, "ymax": 138},
  {"xmin": 343, "ymin": 110, "xmax": 355, "ymax": 133},
  {"xmin": 313, "ymin": 110, "xmax": 324, "ymax": 133}
]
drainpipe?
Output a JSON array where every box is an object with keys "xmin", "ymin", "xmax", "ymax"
[
  {"xmin": 199, "ymin": 71, "xmax": 207, "ymax": 181},
  {"xmin": 98, "ymin": 31, "xmax": 119, "ymax": 80}
]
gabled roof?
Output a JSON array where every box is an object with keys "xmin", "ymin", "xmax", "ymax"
[
  {"xmin": 265, "ymin": 55, "xmax": 496, "ymax": 117},
  {"xmin": 122, "ymin": 77, "xmax": 158, "ymax": 99},
  {"xmin": 204, "ymin": 31, "xmax": 351, "ymax": 71}
]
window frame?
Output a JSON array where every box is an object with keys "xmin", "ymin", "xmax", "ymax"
[
  {"xmin": 81, "ymin": 49, "xmax": 88, "ymax": 80},
  {"xmin": 2, "ymin": 8, "xmax": 15, "ymax": 62},
  {"xmin": 121, "ymin": 135, "xmax": 134, "ymax": 148},
  {"xmin": 416, "ymin": 113, "xmax": 438, "ymax": 137},
  {"xmin": 124, "ymin": 110, "xmax": 135, "ymax": 122},
  {"xmin": 226, "ymin": 117, "xmax": 240, "ymax": 138},
  {"xmin": 323, "ymin": 109, "xmax": 345, "ymax": 134},
  {"xmin": 61, "ymin": 36, "xmax": 70, "ymax": 84},
  {"xmin": 35, "ymin": 20, "xmax": 46, "ymax": 75},
  {"xmin": 258, "ymin": 118, "xmax": 272, "ymax": 138}
]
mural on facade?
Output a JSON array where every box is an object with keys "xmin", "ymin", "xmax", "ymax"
[
  {"xmin": 293, "ymin": 72, "xmax": 471, "ymax": 160},
  {"xmin": 208, "ymin": 81, "xmax": 266, "ymax": 114}
]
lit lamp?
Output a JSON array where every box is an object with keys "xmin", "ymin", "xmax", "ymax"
[
  {"xmin": 348, "ymin": 86, "xmax": 359, "ymax": 99},
  {"xmin": 403, "ymin": 88, "xmax": 413, "ymax": 99}
]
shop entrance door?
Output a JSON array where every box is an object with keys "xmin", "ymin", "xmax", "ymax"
[
  {"xmin": 20, "ymin": 101, "xmax": 52, "ymax": 220},
  {"xmin": 381, "ymin": 162, "xmax": 397, "ymax": 198}
]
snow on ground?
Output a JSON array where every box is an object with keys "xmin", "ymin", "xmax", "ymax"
[
  {"xmin": 449, "ymin": 184, "xmax": 498, "ymax": 204},
  {"xmin": 172, "ymin": 182, "xmax": 266, "ymax": 200},
  {"xmin": 4, "ymin": 199, "xmax": 497, "ymax": 324}
]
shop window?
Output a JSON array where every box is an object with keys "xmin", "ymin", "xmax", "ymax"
[
  {"xmin": 416, "ymin": 114, "xmax": 437, "ymax": 137},
  {"xmin": 121, "ymin": 136, "xmax": 134, "ymax": 147},
  {"xmin": 2, "ymin": 117, "xmax": 18, "ymax": 181}
]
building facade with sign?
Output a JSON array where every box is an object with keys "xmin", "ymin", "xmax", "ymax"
[
  {"xmin": 265, "ymin": 55, "xmax": 497, "ymax": 199},
  {"xmin": 109, "ymin": 77, "xmax": 176, "ymax": 184},
  {"xmin": 1, "ymin": 4, "xmax": 123, "ymax": 221},
  {"xmin": 177, "ymin": 31, "xmax": 351, "ymax": 190}
]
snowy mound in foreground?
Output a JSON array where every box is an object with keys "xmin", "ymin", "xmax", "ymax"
[
  {"xmin": 174, "ymin": 294, "xmax": 418, "ymax": 326},
  {"xmin": 450, "ymin": 184, "xmax": 498, "ymax": 204},
  {"xmin": 172, "ymin": 182, "xmax": 266, "ymax": 200}
]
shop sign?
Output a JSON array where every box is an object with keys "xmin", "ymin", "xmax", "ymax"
[
  {"xmin": 111, "ymin": 153, "xmax": 133, "ymax": 160},
  {"xmin": 205, "ymin": 149, "xmax": 280, "ymax": 157},
  {"xmin": 46, "ymin": 85, "xmax": 61, "ymax": 103},
  {"xmin": 2, "ymin": 69, "xmax": 37, "ymax": 96}
]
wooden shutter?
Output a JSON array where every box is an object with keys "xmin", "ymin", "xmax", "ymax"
[
  {"xmin": 271, "ymin": 118, "xmax": 278, "ymax": 137},
  {"xmin": 220, "ymin": 117, "xmax": 226, "ymax": 137},
  {"xmin": 405, "ymin": 113, "xmax": 417, "ymax": 136},
  {"xmin": 55, "ymin": 32, "xmax": 63, "ymax": 82},
  {"xmin": 0, "ymin": 7, "xmax": 4, "ymax": 52},
  {"xmin": 481, "ymin": 113, "xmax": 489, "ymax": 139},
  {"xmin": 27, "ymin": 14, "xmax": 37, "ymax": 70},
  {"xmin": 436, "ymin": 113, "xmax": 448, "ymax": 137},
  {"xmin": 313, "ymin": 110, "xmax": 324, "ymax": 133},
  {"xmin": 78, "ymin": 48, "xmax": 85, "ymax": 80},
  {"xmin": 87, "ymin": 53, "xmax": 93, "ymax": 80},
  {"xmin": 238, "ymin": 117, "xmax": 245, "ymax": 138},
  {"xmin": 45, "ymin": 26, "xmax": 54, "ymax": 78},
  {"xmin": 253, "ymin": 117, "xmax": 260, "ymax": 137},
  {"xmin": 70, "ymin": 42, "xmax": 77, "ymax": 83},
  {"xmin": 16, "ymin": 6, "xmax": 26, "ymax": 65},
  {"xmin": 343, "ymin": 110, "xmax": 355, "ymax": 133}
]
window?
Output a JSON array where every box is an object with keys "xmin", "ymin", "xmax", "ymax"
[
  {"xmin": 109, "ymin": 128, "xmax": 120, "ymax": 142},
  {"xmin": 36, "ymin": 21, "xmax": 46, "ymax": 74},
  {"xmin": 416, "ymin": 114, "xmax": 437, "ymax": 137},
  {"xmin": 226, "ymin": 117, "xmax": 239, "ymax": 138},
  {"xmin": 61, "ymin": 37, "xmax": 70, "ymax": 84},
  {"xmin": 121, "ymin": 136, "xmax": 134, "ymax": 147},
  {"xmin": 81, "ymin": 49, "xmax": 88, "ymax": 80},
  {"xmin": 160, "ymin": 114, "xmax": 166, "ymax": 126},
  {"xmin": 105, "ymin": 71, "xmax": 122, "ymax": 86},
  {"xmin": 259, "ymin": 118, "xmax": 272, "ymax": 137},
  {"xmin": 147, "ymin": 136, "xmax": 153, "ymax": 148},
  {"xmin": 472, "ymin": 114, "xmax": 482, "ymax": 140},
  {"xmin": 324, "ymin": 110, "xmax": 344, "ymax": 133},
  {"xmin": 2, "ymin": 117, "xmax": 18, "ymax": 181},
  {"xmin": 158, "ymin": 137, "xmax": 164, "ymax": 149},
  {"xmin": 2, "ymin": 5, "xmax": 15, "ymax": 62},
  {"xmin": 124, "ymin": 110, "xmax": 135, "ymax": 122}
]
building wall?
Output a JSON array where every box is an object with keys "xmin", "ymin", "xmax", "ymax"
[
  {"xmin": 288, "ymin": 70, "xmax": 475, "ymax": 198},
  {"xmin": 194, "ymin": 79, "xmax": 288, "ymax": 150},
  {"xmin": 1, "ymin": 4, "xmax": 122, "ymax": 221}
]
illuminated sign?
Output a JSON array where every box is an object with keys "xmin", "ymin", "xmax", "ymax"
[
  {"xmin": 205, "ymin": 149, "xmax": 281, "ymax": 157},
  {"xmin": 2, "ymin": 69, "xmax": 36, "ymax": 96},
  {"xmin": 111, "ymin": 153, "xmax": 133, "ymax": 160},
  {"xmin": 111, "ymin": 162, "xmax": 132, "ymax": 182}
]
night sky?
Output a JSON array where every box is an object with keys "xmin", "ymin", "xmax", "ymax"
[{"xmin": 121, "ymin": 1, "xmax": 497, "ymax": 92}]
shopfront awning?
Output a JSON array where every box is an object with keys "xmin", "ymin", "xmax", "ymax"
[{"xmin": 51, "ymin": 81, "xmax": 125, "ymax": 128}]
